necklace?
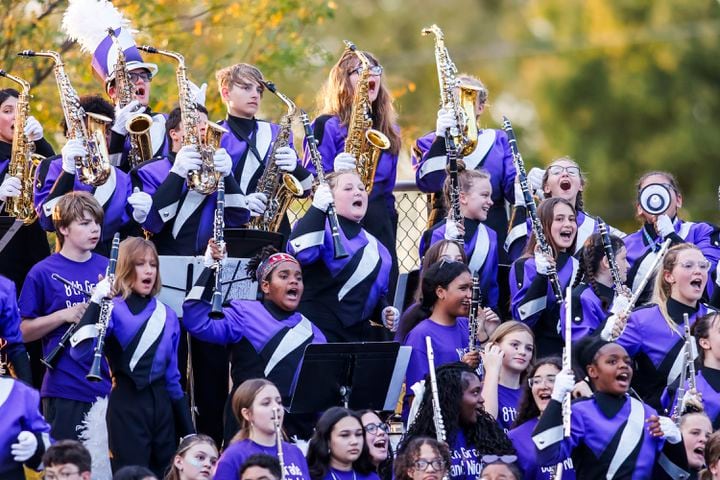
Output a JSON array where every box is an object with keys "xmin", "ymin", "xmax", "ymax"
[{"xmin": 330, "ymin": 468, "xmax": 357, "ymax": 480}]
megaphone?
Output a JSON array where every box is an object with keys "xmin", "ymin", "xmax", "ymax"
[{"xmin": 638, "ymin": 183, "xmax": 672, "ymax": 215}]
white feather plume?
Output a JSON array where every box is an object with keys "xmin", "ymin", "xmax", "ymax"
[
  {"xmin": 77, "ymin": 396, "xmax": 112, "ymax": 480},
  {"xmin": 62, "ymin": 0, "xmax": 133, "ymax": 53}
]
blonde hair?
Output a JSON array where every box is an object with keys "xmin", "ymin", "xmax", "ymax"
[
  {"xmin": 216, "ymin": 63, "xmax": 265, "ymax": 99},
  {"xmin": 315, "ymin": 47, "xmax": 401, "ymax": 155},
  {"xmin": 113, "ymin": 237, "xmax": 162, "ymax": 299},
  {"xmin": 442, "ymin": 159, "xmax": 491, "ymax": 209},
  {"xmin": 489, "ymin": 321, "xmax": 536, "ymax": 367},
  {"xmin": 652, "ymin": 243, "xmax": 704, "ymax": 335},
  {"xmin": 230, "ymin": 378, "xmax": 276, "ymax": 444},
  {"xmin": 164, "ymin": 434, "xmax": 217, "ymax": 480},
  {"xmin": 52, "ymin": 191, "xmax": 104, "ymax": 250}
]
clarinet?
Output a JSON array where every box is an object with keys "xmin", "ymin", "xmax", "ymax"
[
  {"xmin": 87, "ymin": 233, "xmax": 120, "ymax": 382},
  {"xmin": 425, "ymin": 336, "xmax": 446, "ymax": 443},
  {"xmin": 446, "ymin": 134, "xmax": 463, "ymax": 246},
  {"xmin": 273, "ymin": 407, "xmax": 286, "ymax": 480},
  {"xmin": 210, "ymin": 177, "xmax": 225, "ymax": 319},
  {"xmin": 299, "ymin": 110, "xmax": 348, "ymax": 259},
  {"xmin": 674, "ymin": 313, "xmax": 700, "ymax": 423},
  {"xmin": 467, "ymin": 273, "xmax": 481, "ymax": 352},
  {"xmin": 502, "ymin": 116, "xmax": 563, "ymax": 303},
  {"xmin": 597, "ymin": 218, "xmax": 625, "ymax": 294}
]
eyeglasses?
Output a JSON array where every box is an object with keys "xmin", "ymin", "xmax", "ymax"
[
  {"xmin": 363, "ymin": 422, "xmax": 390, "ymax": 434},
  {"xmin": 413, "ymin": 458, "xmax": 445, "ymax": 471},
  {"xmin": 528, "ymin": 375, "xmax": 556, "ymax": 387},
  {"xmin": 547, "ymin": 165, "xmax": 580, "ymax": 177},
  {"xmin": 350, "ymin": 65, "xmax": 384, "ymax": 76},
  {"xmin": 677, "ymin": 260, "xmax": 711, "ymax": 272},
  {"xmin": 43, "ymin": 470, "xmax": 81, "ymax": 480},
  {"xmin": 128, "ymin": 70, "xmax": 152, "ymax": 83}
]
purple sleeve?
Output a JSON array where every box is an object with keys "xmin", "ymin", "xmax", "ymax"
[
  {"xmin": 413, "ymin": 133, "xmax": 447, "ymax": 193},
  {"xmin": 302, "ymin": 116, "xmax": 343, "ymax": 175},
  {"xmin": 133, "ymin": 164, "xmax": 168, "ymax": 232},
  {"xmin": 479, "ymin": 229, "xmax": 500, "ymax": 310},
  {"xmin": 0, "ymin": 280, "xmax": 23, "ymax": 350},
  {"xmin": 21, "ymin": 383, "xmax": 52, "ymax": 435},
  {"xmin": 497, "ymin": 130, "xmax": 517, "ymax": 204},
  {"xmin": 164, "ymin": 309, "xmax": 184, "ymax": 400},
  {"xmin": 612, "ymin": 310, "xmax": 644, "ymax": 357},
  {"xmin": 181, "ymin": 299, "xmax": 246, "ymax": 344},
  {"xmin": 18, "ymin": 269, "xmax": 43, "ymax": 319},
  {"xmin": 287, "ymin": 206, "xmax": 330, "ymax": 265},
  {"xmin": 403, "ymin": 330, "xmax": 429, "ymax": 389},
  {"xmin": 213, "ymin": 443, "xmax": 245, "ymax": 480},
  {"xmin": 510, "ymin": 257, "xmax": 549, "ymax": 328}
]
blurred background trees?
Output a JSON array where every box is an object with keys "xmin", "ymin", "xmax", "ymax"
[{"xmin": 3, "ymin": 0, "xmax": 719, "ymax": 230}]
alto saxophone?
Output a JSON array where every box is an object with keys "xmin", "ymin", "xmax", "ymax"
[
  {"xmin": 248, "ymin": 81, "xmax": 303, "ymax": 232},
  {"xmin": 343, "ymin": 40, "xmax": 390, "ymax": 193},
  {"xmin": 19, "ymin": 50, "xmax": 112, "ymax": 186},
  {"xmin": 0, "ymin": 70, "xmax": 43, "ymax": 224},
  {"xmin": 422, "ymin": 24, "xmax": 481, "ymax": 156},
  {"xmin": 138, "ymin": 45, "xmax": 228, "ymax": 194},
  {"xmin": 107, "ymin": 28, "xmax": 153, "ymax": 168}
]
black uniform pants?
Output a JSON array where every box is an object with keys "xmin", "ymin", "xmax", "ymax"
[{"xmin": 42, "ymin": 397, "xmax": 93, "ymax": 441}]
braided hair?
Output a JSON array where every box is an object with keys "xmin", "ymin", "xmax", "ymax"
[
  {"xmin": 575, "ymin": 232, "xmax": 625, "ymax": 310},
  {"xmin": 246, "ymin": 245, "xmax": 281, "ymax": 282},
  {"xmin": 399, "ymin": 362, "xmax": 515, "ymax": 457}
]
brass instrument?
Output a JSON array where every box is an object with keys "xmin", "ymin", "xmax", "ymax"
[
  {"xmin": 342, "ymin": 40, "xmax": 390, "ymax": 193},
  {"xmin": 210, "ymin": 177, "xmax": 225, "ymax": 319},
  {"xmin": 425, "ymin": 336, "xmax": 446, "ymax": 443},
  {"xmin": 107, "ymin": 28, "xmax": 153, "ymax": 167},
  {"xmin": 19, "ymin": 50, "xmax": 112, "ymax": 186},
  {"xmin": 272, "ymin": 407, "xmax": 286, "ymax": 480},
  {"xmin": 421, "ymin": 24, "xmax": 481, "ymax": 156},
  {"xmin": 248, "ymin": 81, "xmax": 303, "ymax": 232},
  {"xmin": 138, "ymin": 45, "xmax": 227, "ymax": 194},
  {"xmin": 0, "ymin": 70, "xmax": 43, "ymax": 224}
]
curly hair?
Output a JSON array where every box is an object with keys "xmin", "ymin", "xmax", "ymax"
[
  {"xmin": 575, "ymin": 232, "xmax": 625, "ymax": 310},
  {"xmin": 399, "ymin": 362, "xmax": 515, "ymax": 457},
  {"xmin": 246, "ymin": 245, "xmax": 281, "ymax": 282},
  {"xmin": 513, "ymin": 357, "xmax": 562, "ymax": 428},
  {"xmin": 393, "ymin": 437, "xmax": 451, "ymax": 480}
]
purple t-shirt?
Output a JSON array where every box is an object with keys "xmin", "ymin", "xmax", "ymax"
[
  {"xmin": 322, "ymin": 469, "xmax": 380, "ymax": 480},
  {"xmin": 18, "ymin": 252, "xmax": 111, "ymax": 402},
  {"xmin": 403, "ymin": 317, "xmax": 469, "ymax": 389},
  {"xmin": 449, "ymin": 429, "xmax": 482, "ymax": 480},
  {"xmin": 497, "ymin": 384, "xmax": 522, "ymax": 432},
  {"xmin": 214, "ymin": 438, "xmax": 310, "ymax": 480}
]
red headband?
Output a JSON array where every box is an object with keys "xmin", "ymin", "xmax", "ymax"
[{"xmin": 257, "ymin": 253, "xmax": 299, "ymax": 281}]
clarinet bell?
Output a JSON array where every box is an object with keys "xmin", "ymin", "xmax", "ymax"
[
  {"xmin": 209, "ymin": 290, "xmax": 225, "ymax": 319},
  {"xmin": 86, "ymin": 354, "xmax": 103, "ymax": 382},
  {"xmin": 332, "ymin": 235, "xmax": 349, "ymax": 259}
]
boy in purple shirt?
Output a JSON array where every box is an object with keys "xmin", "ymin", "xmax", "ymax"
[{"xmin": 18, "ymin": 191, "xmax": 110, "ymax": 441}]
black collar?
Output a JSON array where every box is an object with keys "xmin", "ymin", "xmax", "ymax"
[
  {"xmin": 227, "ymin": 115, "xmax": 256, "ymax": 137},
  {"xmin": 595, "ymin": 391, "xmax": 628, "ymax": 418},
  {"xmin": 594, "ymin": 282, "xmax": 615, "ymax": 301},
  {"xmin": 263, "ymin": 300, "xmax": 293, "ymax": 320},
  {"xmin": 462, "ymin": 217, "xmax": 479, "ymax": 242},
  {"xmin": 701, "ymin": 366, "xmax": 720, "ymax": 392},
  {"xmin": 127, "ymin": 292, "xmax": 152, "ymax": 315},
  {"xmin": 0, "ymin": 141, "xmax": 11, "ymax": 161},
  {"xmin": 339, "ymin": 215, "xmax": 362, "ymax": 238},
  {"xmin": 667, "ymin": 297, "xmax": 699, "ymax": 325}
]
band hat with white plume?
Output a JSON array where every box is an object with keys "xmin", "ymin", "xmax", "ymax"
[{"xmin": 62, "ymin": 0, "xmax": 158, "ymax": 85}]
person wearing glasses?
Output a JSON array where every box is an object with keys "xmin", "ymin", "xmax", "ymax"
[
  {"xmin": 359, "ymin": 410, "xmax": 392, "ymax": 480},
  {"xmin": 507, "ymin": 357, "xmax": 576, "ymax": 480},
  {"xmin": 40, "ymin": 440, "xmax": 92, "ymax": 480},
  {"xmin": 506, "ymin": 156, "xmax": 626, "ymax": 262},
  {"xmin": 600, "ymin": 243, "xmax": 716, "ymax": 410},
  {"xmin": 303, "ymin": 43, "xmax": 402, "ymax": 300},
  {"xmin": 392, "ymin": 437, "xmax": 450, "ymax": 480}
]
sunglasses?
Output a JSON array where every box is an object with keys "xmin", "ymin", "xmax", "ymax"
[{"xmin": 128, "ymin": 70, "xmax": 152, "ymax": 83}]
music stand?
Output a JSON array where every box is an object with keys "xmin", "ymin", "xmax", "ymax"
[
  {"xmin": 0, "ymin": 216, "xmax": 22, "ymax": 254},
  {"xmin": 224, "ymin": 228, "xmax": 285, "ymax": 257},
  {"xmin": 289, "ymin": 342, "xmax": 410, "ymax": 413}
]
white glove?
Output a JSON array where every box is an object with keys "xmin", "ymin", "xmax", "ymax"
[
  {"xmin": 213, "ymin": 148, "xmax": 233, "ymax": 177},
  {"xmin": 111, "ymin": 100, "xmax": 146, "ymax": 136},
  {"xmin": 658, "ymin": 416, "xmax": 682, "ymax": 444},
  {"xmin": 203, "ymin": 242, "xmax": 226, "ymax": 267},
  {"xmin": 312, "ymin": 183, "xmax": 333, "ymax": 213},
  {"xmin": 170, "ymin": 145, "xmax": 203, "ymax": 178},
  {"xmin": 246, "ymin": 192, "xmax": 268, "ymax": 217},
  {"xmin": 128, "ymin": 187, "xmax": 152, "ymax": 224},
  {"xmin": 513, "ymin": 182, "xmax": 525, "ymax": 207},
  {"xmin": 527, "ymin": 167, "xmax": 545, "ymax": 195},
  {"xmin": 600, "ymin": 314, "xmax": 620, "ymax": 341},
  {"xmin": 444, "ymin": 220, "xmax": 462, "ymax": 241},
  {"xmin": 550, "ymin": 370, "xmax": 575, "ymax": 402},
  {"xmin": 91, "ymin": 277, "xmax": 112, "ymax": 304},
  {"xmin": 534, "ymin": 251, "xmax": 552, "ymax": 275},
  {"xmin": 382, "ymin": 306, "xmax": 399, "ymax": 332},
  {"xmin": 275, "ymin": 146, "xmax": 298, "ymax": 173},
  {"xmin": 656, "ymin": 214, "xmax": 675, "ymax": 238},
  {"xmin": 435, "ymin": 108, "xmax": 456, "ymax": 138},
  {"xmin": 61, "ymin": 139, "xmax": 87, "ymax": 174},
  {"xmin": 11, "ymin": 431, "xmax": 37, "ymax": 462},
  {"xmin": 333, "ymin": 152, "xmax": 356, "ymax": 171},
  {"xmin": 23, "ymin": 116, "xmax": 43, "ymax": 142},
  {"xmin": 610, "ymin": 293, "xmax": 631, "ymax": 315},
  {"xmin": 188, "ymin": 80, "xmax": 208, "ymax": 107},
  {"xmin": 0, "ymin": 176, "xmax": 21, "ymax": 201}
]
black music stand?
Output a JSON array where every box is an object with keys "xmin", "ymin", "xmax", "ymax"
[
  {"xmin": 288, "ymin": 342, "xmax": 409, "ymax": 413},
  {"xmin": 0, "ymin": 216, "xmax": 21, "ymax": 254},
  {"xmin": 224, "ymin": 228, "xmax": 285, "ymax": 257}
]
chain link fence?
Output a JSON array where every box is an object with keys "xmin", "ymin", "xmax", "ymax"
[{"xmin": 287, "ymin": 181, "xmax": 429, "ymax": 273}]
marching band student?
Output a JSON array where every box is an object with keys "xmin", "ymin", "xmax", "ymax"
[
  {"xmin": 0, "ymin": 87, "xmax": 54, "ymax": 291},
  {"xmin": 240, "ymin": 454, "xmax": 283, "ymax": 480},
  {"xmin": 532, "ymin": 337, "xmax": 687, "ymax": 479},
  {"xmin": 33, "ymin": 95, "xmax": 146, "ymax": 256},
  {"xmin": 399, "ymin": 261, "xmax": 480, "ymax": 416},
  {"xmin": 392, "ymin": 437, "xmax": 450, "ymax": 480},
  {"xmin": 70, "ymin": 236, "xmax": 193, "ymax": 477},
  {"xmin": 419, "ymin": 162, "xmax": 500, "ymax": 311},
  {"xmin": 701, "ymin": 431, "xmax": 720, "ymax": 480},
  {"xmin": 480, "ymin": 321, "xmax": 535, "ymax": 432},
  {"xmin": 510, "ymin": 197, "xmax": 579, "ymax": 357},
  {"xmin": 307, "ymin": 406, "xmax": 379, "ymax": 480},
  {"xmin": 303, "ymin": 44, "xmax": 402, "ymax": 293},
  {"xmin": 183, "ymin": 243, "xmax": 326, "ymax": 441},
  {"xmin": 18, "ymin": 192, "xmax": 110, "ymax": 441},
  {"xmin": 600, "ymin": 243, "xmax": 716, "ymax": 410},
  {"xmin": 164, "ymin": 434, "xmax": 218, "ymax": 480},
  {"xmin": 214, "ymin": 379, "xmax": 310, "ymax": 480},
  {"xmin": 42, "ymin": 441, "xmax": 93, "ymax": 480},
  {"xmin": 401, "ymin": 362, "xmax": 516, "ymax": 480},
  {"xmin": 479, "ymin": 462, "xmax": 524, "ymax": 480},
  {"xmin": 0, "ymin": 275, "xmax": 32, "ymax": 383},
  {"xmin": 561, "ymin": 232, "xmax": 630, "ymax": 342},
  {"xmin": 288, "ymin": 170, "xmax": 395, "ymax": 342},
  {"xmin": 112, "ymin": 465, "xmax": 158, "ymax": 480},
  {"xmin": 0, "ymin": 372, "xmax": 52, "ymax": 480},
  {"xmin": 624, "ymin": 171, "xmax": 720, "ymax": 299},
  {"xmin": 215, "ymin": 63, "xmax": 313, "ymax": 234},
  {"xmin": 507, "ymin": 357, "xmax": 576, "ymax": 480},
  {"xmin": 359, "ymin": 410, "xmax": 392, "ymax": 480},
  {"xmin": 679, "ymin": 410, "xmax": 712, "ymax": 480}
]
